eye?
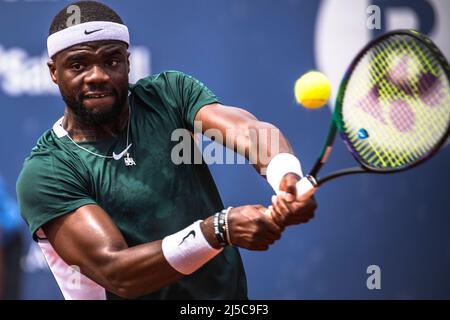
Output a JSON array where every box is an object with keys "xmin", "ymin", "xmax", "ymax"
[
  {"xmin": 108, "ymin": 59, "xmax": 119, "ymax": 67},
  {"xmin": 71, "ymin": 63, "xmax": 83, "ymax": 71}
]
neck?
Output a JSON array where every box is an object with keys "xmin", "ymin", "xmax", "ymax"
[{"xmin": 62, "ymin": 104, "xmax": 129, "ymax": 142}]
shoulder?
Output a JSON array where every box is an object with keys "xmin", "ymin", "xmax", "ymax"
[
  {"xmin": 131, "ymin": 70, "xmax": 191, "ymax": 91},
  {"xmin": 130, "ymin": 70, "xmax": 214, "ymax": 101},
  {"xmin": 17, "ymin": 149, "xmax": 59, "ymax": 195},
  {"xmin": 17, "ymin": 130, "xmax": 84, "ymax": 194},
  {"xmin": 18, "ymin": 129, "xmax": 57, "ymax": 179},
  {"xmin": 137, "ymin": 70, "xmax": 190, "ymax": 83},
  {"xmin": 129, "ymin": 70, "xmax": 198, "ymax": 109}
]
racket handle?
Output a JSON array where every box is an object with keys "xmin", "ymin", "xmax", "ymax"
[{"xmin": 296, "ymin": 175, "xmax": 318, "ymax": 201}]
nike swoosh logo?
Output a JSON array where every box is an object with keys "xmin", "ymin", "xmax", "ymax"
[
  {"xmin": 179, "ymin": 230, "xmax": 196, "ymax": 246},
  {"xmin": 112, "ymin": 144, "xmax": 132, "ymax": 160},
  {"xmin": 84, "ymin": 29, "xmax": 102, "ymax": 35}
]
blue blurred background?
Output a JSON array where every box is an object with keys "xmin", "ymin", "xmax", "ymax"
[{"xmin": 0, "ymin": 0, "xmax": 449, "ymax": 299}]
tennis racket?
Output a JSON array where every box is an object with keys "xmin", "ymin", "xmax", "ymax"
[{"xmin": 295, "ymin": 29, "xmax": 450, "ymax": 200}]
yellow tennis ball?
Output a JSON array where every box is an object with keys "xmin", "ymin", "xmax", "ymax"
[{"xmin": 294, "ymin": 71, "xmax": 331, "ymax": 108}]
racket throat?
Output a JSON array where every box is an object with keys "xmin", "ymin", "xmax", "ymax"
[{"xmin": 296, "ymin": 175, "xmax": 318, "ymax": 200}]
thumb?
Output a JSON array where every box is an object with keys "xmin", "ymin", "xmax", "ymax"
[{"xmin": 261, "ymin": 206, "xmax": 273, "ymax": 220}]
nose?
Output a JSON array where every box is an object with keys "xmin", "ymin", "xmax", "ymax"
[{"xmin": 84, "ymin": 64, "xmax": 110, "ymax": 84}]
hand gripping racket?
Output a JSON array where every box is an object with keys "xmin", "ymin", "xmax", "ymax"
[{"xmin": 296, "ymin": 29, "xmax": 450, "ymax": 200}]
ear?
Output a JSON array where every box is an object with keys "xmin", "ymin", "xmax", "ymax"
[
  {"xmin": 127, "ymin": 51, "xmax": 130, "ymax": 74},
  {"xmin": 47, "ymin": 59, "xmax": 58, "ymax": 84}
]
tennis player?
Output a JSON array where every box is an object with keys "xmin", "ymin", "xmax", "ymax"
[{"xmin": 16, "ymin": 1, "xmax": 316, "ymax": 300}]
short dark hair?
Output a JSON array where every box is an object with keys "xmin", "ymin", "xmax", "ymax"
[{"xmin": 49, "ymin": 1, "xmax": 124, "ymax": 36}]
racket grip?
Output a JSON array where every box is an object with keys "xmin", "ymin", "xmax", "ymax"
[{"xmin": 296, "ymin": 175, "xmax": 318, "ymax": 201}]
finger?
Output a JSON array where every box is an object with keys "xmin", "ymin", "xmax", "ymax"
[
  {"xmin": 261, "ymin": 228, "xmax": 282, "ymax": 242},
  {"xmin": 256, "ymin": 205, "xmax": 268, "ymax": 214},
  {"xmin": 299, "ymin": 198, "xmax": 317, "ymax": 220},
  {"xmin": 257, "ymin": 206, "xmax": 280, "ymax": 225},
  {"xmin": 262, "ymin": 207, "xmax": 272, "ymax": 219},
  {"xmin": 271, "ymin": 195, "xmax": 287, "ymax": 215},
  {"xmin": 282, "ymin": 190, "xmax": 295, "ymax": 203},
  {"xmin": 246, "ymin": 242, "xmax": 270, "ymax": 251},
  {"xmin": 273, "ymin": 193, "xmax": 291, "ymax": 215},
  {"xmin": 270, "ymin": 196, "xmax": 289, "ymax": 227},
  {"xmin": 286, "ymin": 201, "xmax": 316, "ymax": 224},
  {"xmin": 269, "ymin": 231, "xmax": 281, "ymax": 242},
  {"xmin": 279, "ymin": 173, "xmax": 300, "ymax": 202},
  {"xmin": 267, "ymin": 205, "xmax": 285, "ymax": 228},
  {"xmin": 294, "ymin": 202, "xmax": 315, "ymax": 220},
  {"xmin": 259, "ymin": 207, "xmax": 283, "ymax": 234},
  {"xmin": 263, "ymin": 215, "xmax": 284, "ymax": 235},
  {"xmin": 254, "ymin": 204, "xmax": 265, "ymax": 210}
]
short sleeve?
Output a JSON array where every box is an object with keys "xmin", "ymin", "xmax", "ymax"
[
  {"xmin": 133, "ymin": 71, "xmax": 220, "ymax": 131},
  {"xmin": 16, "ymin": 153, "xmax": 96, "ymax": 240}
]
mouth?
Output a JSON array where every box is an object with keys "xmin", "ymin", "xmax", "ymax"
[
  {"xmin": 81, "ymin": 92, "xmax": 116, "ymax": 110},
  {"xmin": 84, "ymin": 92, "xmax": 112, "ymax": 99}
]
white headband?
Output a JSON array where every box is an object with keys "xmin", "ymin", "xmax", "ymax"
[{"xmin": 47, "ymin": 21, "xmax": 130, "ymax": 57}]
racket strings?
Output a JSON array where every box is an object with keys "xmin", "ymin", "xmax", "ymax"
[
  {"xmin": 396, "ymin": 38, "xmax": 450, "ymax": 149},
  {"xmin": 341, "ymin": 34, "xmax": 450, "ymax": 170},
  {"xmin": 374, "ymin": 40, "xmax": 443, "ymax": 157},
  {"xmin": 348, "ymin": 45, "xmax": 424, "ymax": 167},
  {"xmin": 371, "ymin": 42, "xmax": 448, "ymax": 166},
  {"xmin": 389, "ymin": 38, "xmax": 450, "ymax": 148},
  {"xmin": 346, "ymin": 45, "xmax": 419, "ymax": 167}
]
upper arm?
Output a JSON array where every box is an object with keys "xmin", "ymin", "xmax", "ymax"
[
  {"xmin": 41, "ymin": 204, "xmax": 187, "ymax": 299},
  {"xmin": 18, "ymin": 151, "xmax": 182, "ymax": 298},
  {"xmin": 17, "ymin": 153, "xmax": 96, "ymax": 239},
  {"xmin": 195, "ymin": 103, "xmax": 259, "ymax": 142},
  {"xmin": 42, "ymin": 204, "xmax": 128, "ymax": 289}
]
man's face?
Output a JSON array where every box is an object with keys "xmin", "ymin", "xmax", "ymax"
[{"xmin": 48, "ymin": 40, "xmax": 130, "ymax": 125}]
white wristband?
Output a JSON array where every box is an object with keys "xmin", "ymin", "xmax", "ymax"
[
  {"xmin": 162, "ymin": 220, "xmax": 222, "ymax": 275},
  {"xmin": 266, "ymin": 153, "xmax": 303, "ymax": 194}
]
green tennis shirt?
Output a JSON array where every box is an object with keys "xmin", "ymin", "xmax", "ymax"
[{"xmin": 16, "ymin": 71, "xmax": 248, "ymax": 300}]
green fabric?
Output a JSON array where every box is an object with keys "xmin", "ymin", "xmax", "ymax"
[{"xmin": 16, "ymin": 71, "xmax": 247, "ymax": 299}]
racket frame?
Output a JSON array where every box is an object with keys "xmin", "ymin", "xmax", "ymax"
[{"xmin": 309, "ymin": 29, "xmax": 450, "ymax": 187}]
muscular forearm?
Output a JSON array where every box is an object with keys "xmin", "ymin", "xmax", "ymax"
[
  {"xmin": 85, "ymin": 218, "xmax": 225, "ymax": 298},
  {"xmin": 44, "ymin": 197, "xmax": 283, "ymax": 299},
  {"xmin": 243, "ymin": 120, "xmax": 294, "ymax": 174},
  {"xmin": 97, "ymin": 240, "xmax": 183, "ymax": 299},
  {"xmin": 48, "ymin": 214, "xmax": 223, "ymax": 299},
  {"xmin": 196, "ymin": 104, "xmax": 295, "ymax": 175}
]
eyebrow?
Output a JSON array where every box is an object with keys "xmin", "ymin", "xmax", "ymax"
[
  {"xmin": 63, "ymin": 47, "xmax": 125, "ymax": 64},
  {"xmin": 64, "ymin": 53, "xmax": 89, "ymax": 63},
  {"xmin": 101, "ymin": 48, "xmax": 125, "ymax": 57}
]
